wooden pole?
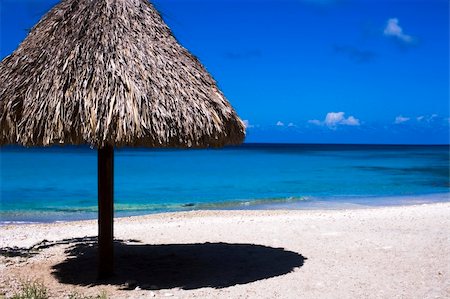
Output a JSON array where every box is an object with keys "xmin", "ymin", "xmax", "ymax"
[{"xmin": 98, "ymin": 145, "xmax": 114, "ymax": 278}]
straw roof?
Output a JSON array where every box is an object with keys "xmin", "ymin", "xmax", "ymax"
[{"xmin": 0, "ymin": 0, "xmax": 245, "ymax": 148}]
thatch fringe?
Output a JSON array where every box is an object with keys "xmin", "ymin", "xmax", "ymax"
[{"xmin": 0, "ymin": 0, "xmax": 245, "ymax": 148}]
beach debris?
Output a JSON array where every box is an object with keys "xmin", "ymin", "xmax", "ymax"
[
  {"xmin": 0, "ymin": 237, "xmax": 140, "ymax": 261},
  {"xmin": 0, "ymin": 246, "xmax": 38, "ymax": 258},
  {"xmin": 124, "ymin": 280, "xmax": 138, "ymax": 290}
]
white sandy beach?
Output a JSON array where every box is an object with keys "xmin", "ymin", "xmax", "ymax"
[{"xmin": 1, "ymin": 202, "xmax": 449, "ymax": 298}]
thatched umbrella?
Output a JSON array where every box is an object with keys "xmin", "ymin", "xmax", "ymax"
[{"xmin": 0, "ymin": 0, "xmax": 245, "ymax": 278}]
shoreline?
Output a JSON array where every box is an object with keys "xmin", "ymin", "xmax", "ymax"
[
  {"xmin": 1, "ymin": 202, "xmax": 449, "ymax": 298},
  {"xmin": 1, "ymin": 200, "xmax": 449, "ymax": 230},
  {"xmin": 1, "ymin": 192, "xmax": 449, "ymax": 225}
]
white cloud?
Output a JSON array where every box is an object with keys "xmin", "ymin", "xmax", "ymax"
[
  {"xmin": 340, "ymin": 115, "xmax": 360, "ymax": 126},
  {"xmin": 395, "ymin": 115, "xmax": 410, "ymax": 124},
  {"xmin": 288, "ymin": 122, "xmax": 295, "ymax": 127},
  {"xmin": 276, "ymin": 121, "xmax": 285, "ymax": 126},
  {"xmin": 242, "ymin": 119, "xmax": 254, "ymax": 128},
  {"xmin": 416, "ymin": 114, "xmax": 438, "ymax": 123},
  {"xmin": 325, "ymin": 112, "xmax": 360, "ymax": 127},
  {"xmin": 309, "ymin": 112, "xmax": 360, "ymax": 128},
  {"xmin": 383, "ymin": 18, "xmax": 414, "ymax": 43},
  {"xmin": 324, "ymin": 112, "xmax": 344, "ymax": 126}
]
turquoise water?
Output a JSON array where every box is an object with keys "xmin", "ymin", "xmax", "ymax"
[{"xmin": 1, "ymin": 144, "xmax": 449, "ymax": 223}]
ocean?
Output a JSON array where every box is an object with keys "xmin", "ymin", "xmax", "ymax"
[{"xmin": 1, "ymin": 144, "xmax": 449, "ymax": 224}]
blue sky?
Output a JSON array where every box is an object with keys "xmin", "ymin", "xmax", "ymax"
[{"xmin": 1, "ymin": 0, "xmax": 449, "ymax": 144}]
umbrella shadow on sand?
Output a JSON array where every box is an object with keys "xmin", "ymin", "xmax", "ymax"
[{"xmin": 51, "ymin": 240, "xmax": 306, "ymax": 290}]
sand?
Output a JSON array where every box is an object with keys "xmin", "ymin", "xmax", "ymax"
[{"xmin": 1, "ymin": 202, "xmax": 449, "ymax": 298}]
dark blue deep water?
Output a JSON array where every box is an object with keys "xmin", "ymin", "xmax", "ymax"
[{"xmin": 1, "ymin": 144, "xmax": 449, "ymax": 223}]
